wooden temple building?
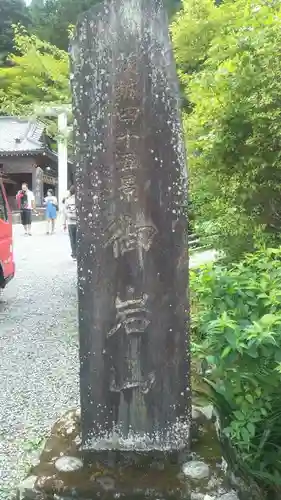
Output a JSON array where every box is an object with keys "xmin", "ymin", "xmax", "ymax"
[{"xmin": 0, "ymin": 117, "xmax": 73, "ymax": 211}]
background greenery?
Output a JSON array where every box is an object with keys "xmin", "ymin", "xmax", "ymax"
[
  {"xmin": 191, "ymin": 249, "xmax": 281, "ymax": 498},
  {"xmin": 0, "ymin": 0, "xmax": 181, "ymax": 135},
  {"xmin": 29, "ymin": 0, "xmax": 181, "ymax": 50},
  {"xmin": 0, "ymin": 0, "xmax": 181, "ymax": 56},
  {"xmin": 172, "ymin": 0, "xmax": 281, "ymax": 261},
  {"xmin": 0, "ymin": 0, "xmax": 30, "ymax": 65},
  {"xmin": 2, "ymin": 0, "xmax": 278, "ymax": 261},
  {"xmin": 1, "ymin": 2, "xmax": 281, "ymax": 495},
  {"xmin": 0, "ymin": 26, "xmax": 69, "ymax": 116}
]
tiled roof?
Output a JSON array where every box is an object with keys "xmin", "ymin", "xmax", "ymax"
[{"xmin": 0, "ymin": 117, "xmax": 45, "ymax": 156}]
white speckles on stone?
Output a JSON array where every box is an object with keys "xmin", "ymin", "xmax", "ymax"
[
  {"xmin": 192, "ymin": 405, "xmax": 214, "ymax": 423},
  {"xmin": 95, "ymin": 475, "xmax": 115, "ymax": 491},
  {"xmin": 18, "ymin": 475, "xmax": 38, "ymax": 499},
  {"xmin": 74, "ymin": 435, "xmax": 82, "ymax": 446},
  {"xmin": 218, "ymin": 493, "xmax": 239, "ymax": 500},
  {"xmin": 55, "ymin": 456, "xmax": 83, "ymax": 472},
  {"xmin": 198, "ymin": 405, "xmax": 214, "ymax": 420},
  {"xmin": 192, "ymin": 406, "xmax": 203, "ymax": 421},
  {"xmin": 182, "ymin": 461, "xmax": 210, "ymax": 480},
  {"xmin": 191, "ymin": 494, "xmax": 204, "ymax": 500}
]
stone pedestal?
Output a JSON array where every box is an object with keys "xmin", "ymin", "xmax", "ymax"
[{"xmin": 17, "ymin": 409, "xmax": 243, "ymax": 500}]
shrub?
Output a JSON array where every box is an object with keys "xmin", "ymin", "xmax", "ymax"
[
  {"xmin": 191, "ymin": 248, "xmax": 281, "ymax": 495},
  {"xmin": 172, "ymin": 0, "xmax": 281, "ymax": 261}
]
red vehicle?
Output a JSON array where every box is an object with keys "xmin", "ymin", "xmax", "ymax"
[{"xmin": 0, "ymin": 179, "xmax": 15, "ymax": 288}]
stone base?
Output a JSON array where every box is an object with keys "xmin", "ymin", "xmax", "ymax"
[{"xmin": 17, "ymin": 409, "xmax": 245, "ymax": 500}]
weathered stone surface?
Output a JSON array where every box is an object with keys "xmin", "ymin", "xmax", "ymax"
[
  {"xmin": 18, "ymin": 475, "xmax": 37, "ymax": 492},
  {"xmin": 191, "ymin": 494, "xmax": 204, "ymax": 500},
  {"xmin": 52, "ymin": 409, "xmax": 81, "ymax": 440},
  {"xmin": 192, "ymin": 407, "xmax": 203, "ymax": 422},
  {"xmin": 228, "ymin": 470, "xmax": 264, "ymax": 500},
  {"xmin": 191, "ymin": 405, "xmax": 215, "ymax": 441},
  {"xmin": 17, "ymin": 475, "xmax": 42, "ymax": 500},
  {"xmin": 36, "ymin": 476, "xmax": 65, "ymax": 492},
  {"xmin": 218, "ymin": 493, "xmax": 239, "ymax": 500},
  {"xmin": 95, "ymin": 476, "xmax": 116, "ymax": 491},
  {"xmin": 195, "ymin": 405, "xmax": 214, "ymax": 421},
  {"xmin": 182, "ymin": 461, "xmax": 210, "ymax": 480},
  {"xmin": 71, "ymin": 0, "xmax": 189, "ymax": 453},
  {"xmin": 55, "ymin": 456, "xmax": 83, "ymax": 472},
  {"xmin": 16, "ymin": 410, "xmax": 248, "ymax": 500}
]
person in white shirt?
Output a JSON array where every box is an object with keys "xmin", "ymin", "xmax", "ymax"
[
  {"xmin": 63, "ymin": 185, "xmax": 77, "ymax": 260},
  {"xmin": 16, "ymin": 182, "xmax": 35, "ymax": 236}
]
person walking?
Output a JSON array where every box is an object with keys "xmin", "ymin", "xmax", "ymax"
[
  {"xmin": 63, "ymin": 185, "xmax": 77, "ymax": 260},
  {"xmin": 44, "ymin": 189, "xmax": 58, "ymax": 234},
  {"xmin": 16, "ymin": 182, "xmax": 35, "ymax": 236}
]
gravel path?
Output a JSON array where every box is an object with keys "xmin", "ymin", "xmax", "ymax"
[{"xmin": 0, "ymin": 223, "xmax": 79, "ymax": 499}]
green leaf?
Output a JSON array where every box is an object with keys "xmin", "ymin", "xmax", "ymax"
[
  {"xmin": 260, "ymin": 314, "xmax": 281, "ymax": 327},
  {"xmin": 241, "ymin": 427, "xmax": 250, "ymax": 445},
  {"xmin": 247, "ymin": 422, "xmax": 255, "ymax": 437},
  {"xmin": 274, "ymin": 351, "xmax": 281, "ymax": 363},
  {"xmin": 245, "ymin": 394, "xmax": 254, "ymax": 404},
  {"xmin": 221, "ymin": 345, "xmax": 232, "ymax": 358},
  {"xmin": 225, "ymin": 329, "xmax": 237, "ymax": 348},
  {"xmin": 234, "ymin": 411, "xmax": 245, "ymax": 421}
]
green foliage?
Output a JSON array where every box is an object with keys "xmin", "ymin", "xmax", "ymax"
[
  {"xmin": 172, "ymin": 0, "xmax": 281, "ymax": 260},
  {"xmin": 164, "ymin": 0, "xmax": 182, "ymax": 17},
  {"xmin": 172, "ymin": 0, "xmax": 221, "ymax": 77},
  {"xmin": 0, "ymin": 0, "xmax": 30, "ymax": 65},
  {"xmin": 191, "ymin": 248, "xmax": 281, "ymax": 493},
  {"xmin": 30, "ymin": 0, "xmax": 101, "ymax": 50},
  {"xmin": 0, "ymin": 25, "xmax": 70, "ymax": 118},
  {"xmin": 29, "ymin": 0, "xmax": 59, "ymax": 48},
  {"xmin": 171, "ymin": 0, "xmax": 229, "ymax": 111},
  {"xmin": 30, "ymin": 0, "xmax": 181, "ymax": 51}
]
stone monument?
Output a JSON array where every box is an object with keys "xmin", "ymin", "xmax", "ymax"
[
  {"xmin": 71, "ymin": 0, "xmax": 190, "ymax": 456},
  {"xmin": 16, "ymin": 4, "xmax": 250, "ymax": 499}
]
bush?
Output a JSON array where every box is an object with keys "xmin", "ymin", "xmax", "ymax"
[
  {"xmin": 172, "ymin": 0, "xmax": 281, "ymax": 261},
  {"xmin": 191, "ymin": 248, "xmax": 281, "ymax": 495}
]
